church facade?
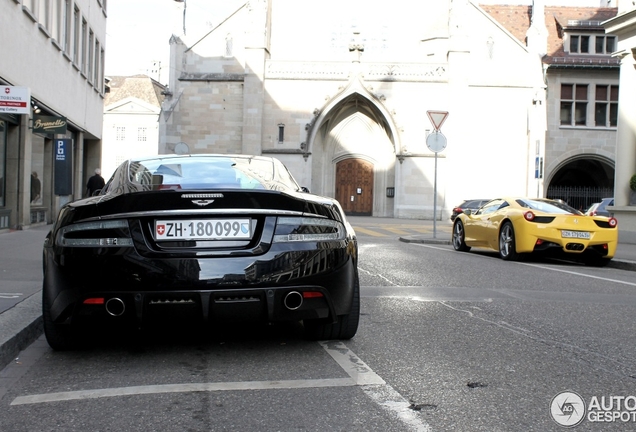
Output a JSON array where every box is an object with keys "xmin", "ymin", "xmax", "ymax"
[{"xmin": 159, "ymin": 0, "xmax": 606, "ymax": 220}]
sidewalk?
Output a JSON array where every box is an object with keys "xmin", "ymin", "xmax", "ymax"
[{"xmin": 1, "ymin": 219, "xmax": 636, "ymax": 371}]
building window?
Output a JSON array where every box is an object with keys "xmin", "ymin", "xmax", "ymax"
[
  {"xmin": 569, "ymin": 35, "xmax": 589, "ymax": 54},
  {"xmin": 569, "ymin": 33, "xmax": 617, "ymax": 55},
  {"xmin": 93, "ymin": 38, "xmax": 99, "ymax": 86},
  {"xmin": 594, "ymin": 85, "xmax": 618, "ymax": 127},
  {"xmin": 560, "ymin": 84, "xmax": 588, "ymax": 126},
  {"xmin": 100, "ymin": 47, "xmax": 105, "ymax": 93},
  {"xmin": 81, "ymin": 18, "xmax": 87, "ymax": 74},
  {"xmin": 278, "ymin": 124, "xmax": 285, "ymax": 143},
  {"xmin": 595, "ymin": 36, "xmax": 616, "ymax": 54},
  {"xmin": 138, "ymin": 127, "xmax": 147, "ymax": 142},
  {"xmin": 63, "ymin": 0, "xmax": 71, "ymax": 53},
  {"xmin": 73, "ymin": 6, "xmax": 80, "ymax": 64},
  {"xmin": 88, "ymin": 29, "xmax": 94, "ymax": 81},
  {"xmin": 116, "ymin": 126, "xmax": 126, "ymax": 141}
]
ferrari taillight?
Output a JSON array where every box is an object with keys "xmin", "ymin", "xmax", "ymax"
[
  {"xmin": 609, "ymin": 217, "xmax": 618, "ymax": 227},
  {"xmin": 524, "ymin": 211, "xmax": 535, "ymax": 221}
]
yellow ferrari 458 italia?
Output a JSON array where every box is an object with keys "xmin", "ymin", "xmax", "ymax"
[{"xmin": 452, "ymin": 197, "xmax": 618, "ymax": 266}]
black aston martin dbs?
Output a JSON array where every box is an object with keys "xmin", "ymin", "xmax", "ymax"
[{"xmin": 42, "ymin": 154, "xmax": 359, "ymax": 349}]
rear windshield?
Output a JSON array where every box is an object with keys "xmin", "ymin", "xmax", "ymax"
[
  {"xmin": 127, "ymin": 156, "xmax": 300, "ymax": 192},
  {"xmin": 516, "ymin": 198, "xmax": 582, "ymax": 215}
]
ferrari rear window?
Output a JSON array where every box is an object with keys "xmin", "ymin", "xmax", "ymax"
[{"xmin": 516, "ymin": 199, "xmax": 581, "ymax": 215}]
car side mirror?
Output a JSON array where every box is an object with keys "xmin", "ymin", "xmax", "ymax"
[
  {"xmin": 464, "ymin": 209, "xmax": 472, "ymax": 216},
  {"xmin": 301, "ymin": 186, "xmax": 310, "ymax": 193}
]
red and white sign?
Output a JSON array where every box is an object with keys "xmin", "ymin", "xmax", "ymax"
[
  {"xmin": 427, "ymin": 110, "xmax": 449, "ymax": 131},
  {"xmin": 0, "ymin": 86, "xmax": 31, "ymax": 114}
]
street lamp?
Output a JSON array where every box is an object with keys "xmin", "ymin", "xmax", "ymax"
[{"xmin": 173, "ymin": 0, "xmax": 186, "ymax": 35}]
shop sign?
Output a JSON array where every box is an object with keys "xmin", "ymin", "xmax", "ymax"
[
  {"xmin": 33, "ymin": 115, "xmax": 67, "ymax": 134},
  {"xmin": 54, "ymin": 138, "xmax": 73, "ymax": 195},
  {"xmin": 0, "ymin": 86, "xmax": 30, "ymax": 115}
]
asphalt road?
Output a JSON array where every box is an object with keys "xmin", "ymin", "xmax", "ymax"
[{"xmin": 1, "ymin": 223, "xmax": 636, "ymax": 431}]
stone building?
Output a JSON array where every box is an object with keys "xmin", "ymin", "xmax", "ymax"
[
  {"xmin": 102, "ymin": 75, "xmax": 166, "ymax": 180},
  {"xmin": 482, "ymin": 4, "xmax": 619, "ymax": 210},
  {"xmin": 604, "ymin": 4, "xmax": 636, "ymax": 243},
  {"xmin": 161, "ymin": 0, "xmax": 545, "ymax": 220},
  {"xmin": 160, "ymin": 0, "xmax": 621, "ymax": 222},
  {"xmin": 0, "ymin": 0, "xmax": 106, "ymax": 230}
]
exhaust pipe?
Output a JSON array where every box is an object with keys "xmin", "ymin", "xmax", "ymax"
[
  {"xmin": 105, "ymin": 298, "xmax": 126, "ymax": 317},
  {"xmin": 284, "ymin": 291, "xmax": 303, "ymax": 311}
]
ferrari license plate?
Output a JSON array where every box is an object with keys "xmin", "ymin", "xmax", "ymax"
[
  {"xmin": 155, "ymin": 219, "xmax": 251, "ymax": 240},
  {"xmin": 561, "ymin": 230, "xmax": 591, "ymax": 239}
]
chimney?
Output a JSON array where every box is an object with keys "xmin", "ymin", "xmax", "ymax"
[{"xmin": 526, "ymin": 0, "xmax": 548, "ymax": 57}]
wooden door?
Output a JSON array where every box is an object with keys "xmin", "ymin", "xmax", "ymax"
[{"xmin": 336, "ymin": 159, "xmax": 374, "ymax": 216}]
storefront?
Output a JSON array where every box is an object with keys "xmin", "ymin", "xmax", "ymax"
[{"xmin": 0, "ymin": 113, "xmax": 16, "ymax": 230}]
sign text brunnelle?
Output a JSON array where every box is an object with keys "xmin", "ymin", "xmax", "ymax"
[{"xmin": 33, "ymin": 115, "xmax": 67, "ymax": 134}]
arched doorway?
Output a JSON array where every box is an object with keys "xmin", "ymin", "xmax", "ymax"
[
  {"xmin": 546, "ymin": 156, "xmax": 614, "ymax": 210},
  {"xmin": 336, "ymin": 158, "xmax": 374, "ymax": 216}
]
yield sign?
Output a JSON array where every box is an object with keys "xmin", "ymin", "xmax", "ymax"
[{"xmin": 427, "ymin": 110, "xmax": 449, "ymax": 131}]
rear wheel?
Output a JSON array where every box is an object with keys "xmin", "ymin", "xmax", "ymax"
[
  {"xmin": 499, "ymin": 222, "xmax": 520, "ymax": 261},
  {"xmin": 304, "ymin": 271, "xmax": 360, "ymax": 340},
  {"xmin": 42, "ymin": 289, "xmax": 77, "ymax": 350},
  {"xmin": 452, "ymin": 220, "xmax": 471, "ymax": 252}
]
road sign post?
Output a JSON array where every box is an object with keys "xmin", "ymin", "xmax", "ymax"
[{"xmin": 426, "ymin": 111, "xmax": 449, "ymax": 239}]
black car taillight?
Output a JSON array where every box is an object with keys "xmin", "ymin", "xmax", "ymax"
[
  {"xmin": 57, "ymin": 220, "xmax": 133, "ymax": 247},
  {"xmin": 272, "ymin": 217, "xmax": 346, "ymax": 243}
]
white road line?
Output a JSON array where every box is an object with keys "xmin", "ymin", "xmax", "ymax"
[
  {"xmin": 11, "ymin": 378, "xmax": 355, "ymax": 405},
  {"xmin": 0, "ymin": 293, "xmax": 23, "ymax": 299},
  {"xmin": 516, "ymin": 261, "xmax": 636, "ymax": 287},
  {"xmin": 321, "ymin": 341, "xmax": 432, "ymax": 432},
  {"xmin": 12, "ymin": 341, "xmax": 433, "ymax": 431},
  {"xmin": 414, "ymin": 243, "xmax": 636, "ymax": 288}
]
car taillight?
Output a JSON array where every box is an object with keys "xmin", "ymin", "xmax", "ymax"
[
  {"xmin": 453, "ymin": 207, "xmax": 463, "ymax": 213},
  {"xmin": 524, "ymin": 211, "xmax": 535, "ymax": 221},
  {"xmin": 57, "ymin": 220, "xmax": 133, "ymax": 247},
  {"xmin": 273, "ymin": 217, "xmax": 346, "ymax": 242},
  {"xmin": 608, "ymin": 217, "xmax": 618, "ymax": 227}
]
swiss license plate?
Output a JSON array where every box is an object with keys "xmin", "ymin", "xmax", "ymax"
[
  {"xmin": 561, "ymin": 230, "xmax": 591, "ymax": 239},
  {"xmin": 155, "ymin": 219, "xmax": 251, "ymax": 240}
]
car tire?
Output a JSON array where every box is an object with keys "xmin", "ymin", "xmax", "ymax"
[
  {"xmin": 42, "ymin": 289, "xmax": 77, "ymax": 351},
  {"xmin": 452, "ymin": 220, "xmax": 471, "ymax": 252},
  {"xmin": 304, "ymin": 271, "xmax": 360, "ymax": 340},
  {"xmin": 499, "ymin": 222, "xmax": 520, "ymax": 261}
]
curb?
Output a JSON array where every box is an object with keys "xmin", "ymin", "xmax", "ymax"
[{"xmin": 0, "ymin": 292, "xmax": 43, "ymax": 371}]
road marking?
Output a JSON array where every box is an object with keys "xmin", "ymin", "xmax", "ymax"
[
  {"xmin": 384, "ymin": 227, "xmax": 410, "ymax": 235},
  {"xmin": 11, "ymin": 342, "xmax": 432, "ymax": 431},
  {"xmin": 414, "ymin": 243, "xmax": 636, "ymax": 288},
  {"xmin": 10, "ymin": 378, "xmax": 355, "ymax": 405},
  {"xmin": 516, "ymin": 262, "xmax": 636, "ymax": 287},
  {"xmin": 0, "ymin": 293, "xmax": 23, "ymax": 299},
  {"xmin": 352, "ymin": 226, "xmax": 385, "ymax": 237},
  {"xmin": 321, "ymin": 341, "xmax": 431, "ymax": 432}
]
